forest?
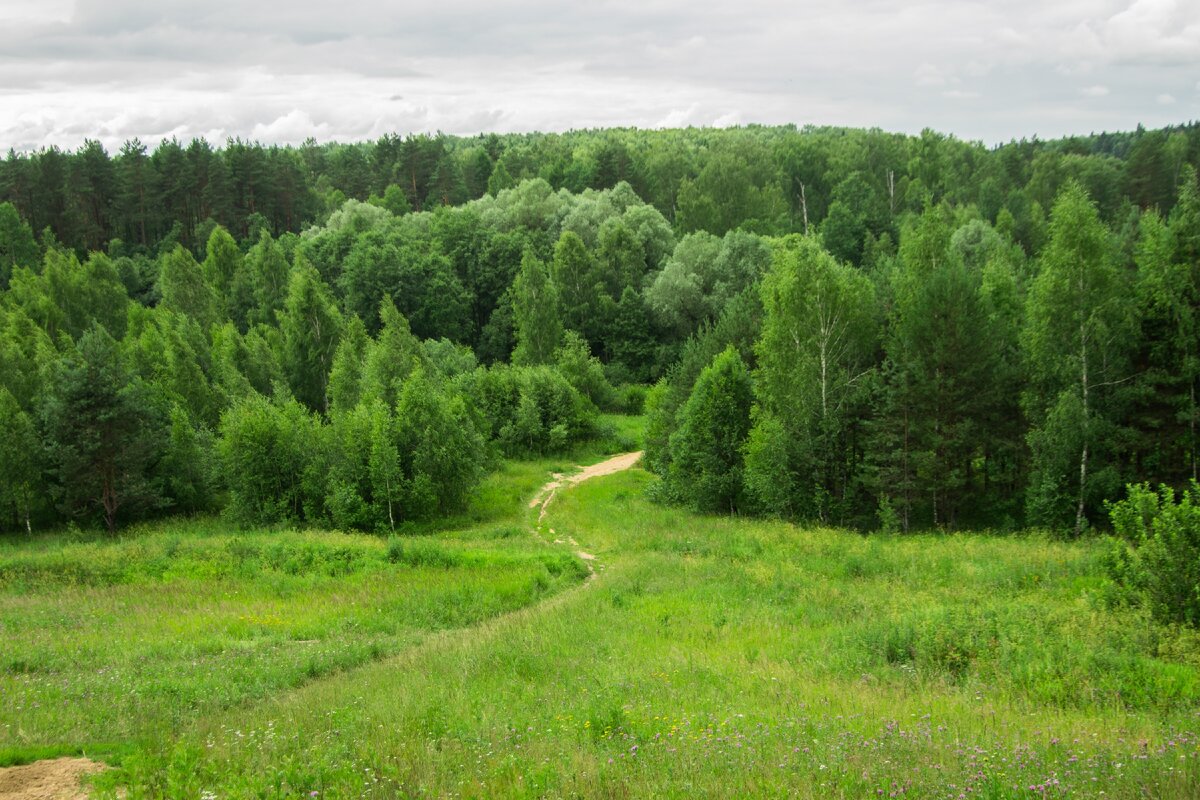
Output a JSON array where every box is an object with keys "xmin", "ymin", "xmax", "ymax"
[{"xmin": 2, "ymin": 121, "xmax": 1200, "ymax": 540}]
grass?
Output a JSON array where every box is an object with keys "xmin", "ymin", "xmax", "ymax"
[
  {"xmin": 0, "ymin": 431, "xmax": 639, "ymax": 769},
  {"xmin": 78, "ymin": 468, "xmax": 1199, "ymax": 799},
  {"xmin": 4, "ymin": 419, "xmax": 1198, "ymax": 797}
]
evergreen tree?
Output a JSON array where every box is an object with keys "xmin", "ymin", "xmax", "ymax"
[{"xmin": 41, "ymin": 326, "xmax": 168, "ymax": 532}]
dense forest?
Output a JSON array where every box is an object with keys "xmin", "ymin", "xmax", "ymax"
[{"xmin": 2, "ymin": 122, "xmax": 1199, "ymax": 536}]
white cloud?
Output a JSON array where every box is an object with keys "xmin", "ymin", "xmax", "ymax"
[
  {"xmin": 0, "ymin": 0, "xmax": 1194, "ymax": 151},
  {"xmin": 1157, "ymin": 93, "xmax": 1176, "ymax": 104}
]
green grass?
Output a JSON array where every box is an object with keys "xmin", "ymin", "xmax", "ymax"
[
  {"xmin": 80, "ymin": 469, "xmax": 1199, "ymax": 799},
  {"xmin": 0, "ymin": 442, "xmax": 628, "ymax": 769}
]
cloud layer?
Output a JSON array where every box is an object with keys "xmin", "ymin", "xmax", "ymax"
[{"xmin": 1, "ymin": 0, "xmax": 1197, "ymax": 151}]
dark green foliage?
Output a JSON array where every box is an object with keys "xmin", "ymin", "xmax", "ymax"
[
  {"xmin": 1106, "ymin": 483, "xmax": 1200, "ymax": 626},
  {"xmin": 0, "ymin": 388, "xmax": 42, "ymax": 534},
  {"xmin": 40, "ymin": 326, "xmax": 168, "ymax": 532},
  {"xmin": 4, "ymin": 123, "xmax": 1200, "ymax": 534},
  {"xmin": 0, "ymin": 201, "xmax": 39, "ymax": 289},
  {"xmin": 663, "ymin": 347, "xmax": 753, "ymax": 513}
]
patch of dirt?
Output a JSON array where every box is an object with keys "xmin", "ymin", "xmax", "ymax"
[
  {"xmin": 0, "ymin": 758, "xmax": 106, "ymax": 800},
  {"xmin": 530, "ymin": 452, "xmax": 642, "ymax": 523},
  {"xmin": 529, "ymin": 452, "xmax": 642, "ymax": 573}
]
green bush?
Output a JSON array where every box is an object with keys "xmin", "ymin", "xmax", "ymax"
[
  {"xmin": 1105, "ymin": 482, "xmax": 1200, "ymax": 626},
  {"xmin": 455, "ymin": 364, "xmax": 596, "ymax": 456},
  {"xmin": 663, "ymin": 346, "xmax": 753, "ymax": 513},
  {"xmin": 218, "ymin": 394, "xmax": 328, "ymax": 526}
]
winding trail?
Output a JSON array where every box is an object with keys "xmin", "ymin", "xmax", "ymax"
[
  {"xmin": 0, "ymin": 451, "xmax": 645, "ymax": 800},
  {"xmin": 528, "ymin": 451, "xmax": 642, "ymax": 565}
]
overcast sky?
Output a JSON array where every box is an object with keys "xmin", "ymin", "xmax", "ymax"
[{"xmin": 0, "ymin": 0, "xmax": 1197, "ymax": 153}]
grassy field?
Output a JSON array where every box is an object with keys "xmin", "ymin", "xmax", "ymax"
[
  {"xmin": 0, "ymin": 456, "xmax": 594, "ymax": 768},
  {"xmin": 5, "ymin": 418, "xmax": 1200, "ymax": 798}
]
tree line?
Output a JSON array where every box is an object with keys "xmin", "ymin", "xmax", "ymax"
[
  {"xmin": 1, "ymin": 121, "xmax": 1199, "ymax": 535},
  {"xmin": 649, "ymin": 174, "xmax": 1200, "ymax": 534}
]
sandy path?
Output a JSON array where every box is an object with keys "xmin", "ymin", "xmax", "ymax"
[
  {"xmin": 529, "ymin": 451, "xmax": 642, "ymax": 562},
  {"xmin": 0, "ymin": 758, "xmax": 105, "ymax": 800}
]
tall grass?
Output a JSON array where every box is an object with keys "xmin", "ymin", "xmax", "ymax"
[{"xmin": 94, "ymin": 470, "xmax": 1200, "ymax": 798}]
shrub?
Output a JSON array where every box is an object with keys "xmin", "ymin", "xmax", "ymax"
[
  {"xmin": 455, "ymin": 364, "xmax": 596, "ymax": 456},
  {"xmin": 1105, "ymin": 482, "xmax": 1200, "ymax": 626},
  {"xmin": 218, "ymin": 394, "xmax": 328, "ymax": 525}
]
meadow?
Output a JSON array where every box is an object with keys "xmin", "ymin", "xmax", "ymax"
[
  {"xmin": 4, "ymin": 419, "xmax": 1200, "ymax": 798},
  {"xmin": 0, "ymin": 456, "xmax": 592, "ymax": 769}
]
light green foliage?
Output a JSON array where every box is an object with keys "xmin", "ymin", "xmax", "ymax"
[
  {"xmin": 360, "ymin": 297, "xmax": 427, "ymax": 409},
  {"xmin": 395, "ymin": 370, "xmax": 487, "ymax": 517},
  {"xmin": 218, "ymin": 393, "xmax": 327, "ymax": 526},
  {"xmin": 455, "ymin": 364, "xmax": 596, "ymax": 456},
  {"xmin": 124, "ymin": 305, "xmax": 220, "ymax": 427},
  {"xmin": 158, "ymin": 245, "xmax": 219, "ymax": 332},
  {"xmin": 643, "ymin": 288, "xmax": 762, "ymax": 477},
  {"xmin": 201, "ymin": 225, "xmax": 242, "ymax": 300},
  {"xmin": 554, "ymin": 330, "xmax": 617, "ymax": 411},
  {"xmin": 5, "ymin": 249, "xmax": 129, "ymax": 340},
  {"xmin": 66, "ymin": 468, "xmax": 1200, "ymax": 798},
  {"xmin": 752, "ymin": 235, "xmax": 876, "ymax": 521},
  {"xmin": 279, "ymin": 255, "xmax": 343, "ymax": 412},
  {"xmin": 664, "ymin": 346, "xmax": 753, "ymax": 513},
  {"xmin": 326, "ymin": 314, "xmax": 369, "ymax": 415},
  {"xmin": 421, "ymin": 337, "xmax": 479, "ymax": 379},
  {"xmin": 0, "ymin": 516, "xmax": 584, "ymax": 761},
  {"xmin": 1107, "ymin": 482, "xmax": 1200, "ymax": 626},
  {"xmin": 1023, "ymin": 182, "xmax": 1133, "ymax": 532},
  {"xmin": 550, "ymin": 229, "xmax": 596, "ymax": 336},
  {"xmin": 511, "ymin": 249, "xmax": 562, "ymax": 366},
  {"xmin": 0, "ymin": 306, "xmax": 55, "ymax": 411}
]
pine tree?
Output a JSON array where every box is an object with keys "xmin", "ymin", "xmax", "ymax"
[{"xmin": 41, "ymin": 326, "xmax": 168, "ymax": 532}]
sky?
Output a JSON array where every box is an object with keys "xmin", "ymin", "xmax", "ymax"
[{"xmin": 0, "ymin": 0, "xmax": 1197, "ymax": 152}]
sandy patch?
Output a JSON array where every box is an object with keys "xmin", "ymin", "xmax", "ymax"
[{"xmin": 0, "ymin": 758, "xmax": 106, "ymax": 800}]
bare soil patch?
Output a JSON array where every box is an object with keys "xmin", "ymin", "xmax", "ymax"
[{"xmin": 0, "ymin": 758, "xmax": 105, "ymax": 800}]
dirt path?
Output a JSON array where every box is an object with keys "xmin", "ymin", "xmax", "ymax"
[
  {"xmin": 529, "ymin": 451, "xmax": 642, "ymax": 563},
  {"xmin": 0, "ymin": 759, "xmax": 105, "ymax": 800},
  {"xmin": 0, "ymin": 452, "xmax": 643, "ymax": 800}
]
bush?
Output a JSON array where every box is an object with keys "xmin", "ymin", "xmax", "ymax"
[
  {"xmin": 455, "ymin": 364, "xmax": 596, "ymax": 456},
  {"xmin": 1105, "ymin": 482, "xmax": 1200, "ymax": 626},
  {"xmin": 218, "ymin": 394, "xmax": 328, "ymax": 525},
  {"xmin": 664, "ymin": 346, "xmax": 753, "ymax": 514}
]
